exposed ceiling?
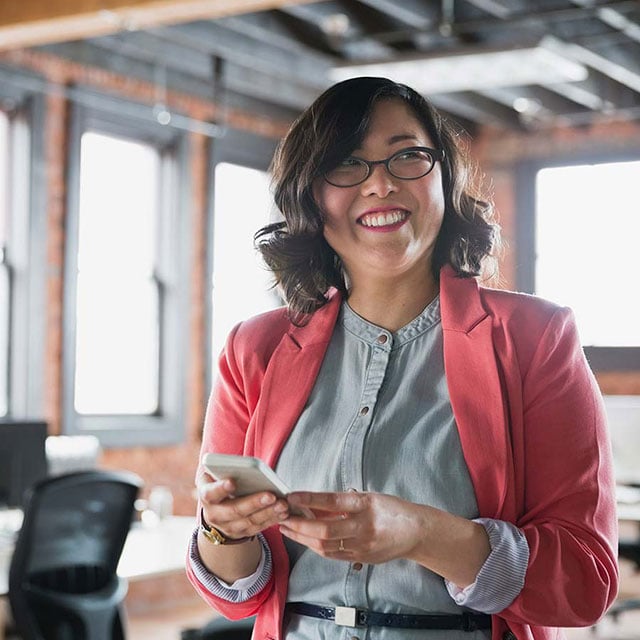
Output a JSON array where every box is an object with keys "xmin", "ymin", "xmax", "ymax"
[{"xmin": 2, "ymin": 0, "xmax": 640, "ymax": 132}]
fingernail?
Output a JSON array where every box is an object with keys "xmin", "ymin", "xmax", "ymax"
[
  {"xmin": 274, "ymin": 502, "xmax": 288, "ymax": 514},
  {"xmin": 261, "ymin": 493, "xmax": 275, "ymax": 505}
]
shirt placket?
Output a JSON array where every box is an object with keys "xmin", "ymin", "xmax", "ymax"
[{"xmin": 339, "ymin": 329, "xmax": 393, "ymax": 634}]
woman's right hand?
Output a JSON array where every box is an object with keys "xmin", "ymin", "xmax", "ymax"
[
  {"xmin": 198, "ymin": 473, "xmax": 291, "ymax": 541},
  {"xmin": 196, "ymin": 474, "xmax": 290, "ymax": 583}
]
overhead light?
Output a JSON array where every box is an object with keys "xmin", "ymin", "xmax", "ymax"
[
  {"xmin": 321, "ymin": 13, "xmax": 351, "ymax": 38},
  {"xmin": 330, "ymin": 42, "xmax": 588, "ymax": 94}
]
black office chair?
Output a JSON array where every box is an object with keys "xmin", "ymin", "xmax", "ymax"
[{"xmin": 8, "ymin": 470, "xmax": 142, "ymax": 640}]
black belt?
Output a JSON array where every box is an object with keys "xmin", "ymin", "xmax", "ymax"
[{"xmin": 286, "ymin": 602, "xmax": 491, "ymax": 631}]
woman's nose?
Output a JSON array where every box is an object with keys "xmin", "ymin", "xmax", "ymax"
[{"xmin": 359, "ymin": 163, "xmax": 399, "ymax": 198}]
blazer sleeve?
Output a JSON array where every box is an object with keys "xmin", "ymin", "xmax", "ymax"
[
  {"xmin": 500, "ymin": 307, "xmax": 619, "ymax": 627},
  {"xmin": 186, "ymin": 321, "xmax": 276, "ymax": 619}
]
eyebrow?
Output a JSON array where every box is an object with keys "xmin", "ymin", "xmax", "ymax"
[
  {"xmin": 352, "ymin": 133, "xmax": 422, "ymax": 155},
  {"xmin": 387, "ymin": 133, "xmax": 420, "ymax": 144}
]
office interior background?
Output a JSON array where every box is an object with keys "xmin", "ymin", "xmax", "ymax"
[{"xmin": 1, "ymin": 0, "xmax": 640, "ymax": 636}]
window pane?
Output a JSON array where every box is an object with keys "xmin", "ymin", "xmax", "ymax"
[
  {"xmin": 74, "ymin": 132, "xmax": 159, "ymax": 414},
  {"xmin": 0, "ymin": 264, "xmax": 8, "ymax": 417},
  {"xmin": 0, "ymin": 111, "xmax": 9, "ymax": 416},
  {"xmin": 211, "ymin": 163, "xmax": 279, "ymax": 365},
  {"xmin": 535, "ymin": 160, "xmax": 640, "ymax": 346}
]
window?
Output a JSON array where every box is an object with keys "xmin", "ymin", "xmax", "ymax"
[
  {"xmin": 0, "ymin": 90, "xmax": 43, "ymax": 420},
  {"xmin": 211, "ymin": 162, "xmax": 280, "ymax": 365},
  {"xmin": 518, "ymin": 155, "xmax": 640, "ymax": 370},
  {"xmin": 64, "ymin": 108, "xmax": 189, "ymax": 446},
  {"xmin": 207, "ymin": 131, "xmax": 279, "ymax": 385},
  {"xmin": 0, "ymin": 110, "xmax": 9, "ymax": 416},
  {"xmin": 74, "ymin": 133, "xmax": 160, "ymax": 414}
]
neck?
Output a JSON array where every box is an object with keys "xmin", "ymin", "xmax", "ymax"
[{"xmin": 346, "ymin": 271, "xmax": 439, "ymax": 332}]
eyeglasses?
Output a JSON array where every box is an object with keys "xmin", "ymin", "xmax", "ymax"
[{"xmin": 323, "ymin": 146, "xmax": 445, "ymax": 188}]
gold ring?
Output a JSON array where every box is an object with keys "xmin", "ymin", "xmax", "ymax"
[{"xmin": 339, "ymin": 539, "xmax": 345, "ymax": 552}]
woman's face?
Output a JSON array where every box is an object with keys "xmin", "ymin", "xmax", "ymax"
[{"xmin": 314, "ymin": 98, "xmax": 445, "ymax": 287}]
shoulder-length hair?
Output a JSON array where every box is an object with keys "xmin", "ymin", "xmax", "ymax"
[{"xmin": 255, "ymin": 76, "xmax": 500, "ymax": 319}]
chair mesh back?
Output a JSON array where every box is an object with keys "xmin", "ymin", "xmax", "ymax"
[
  {"xmin": 9, "ymin": 470, "xmax": 142, "ymax": 640},
  {"xmin": 24, "ymin": 478, "xmax": 137, "ymax": 585}
]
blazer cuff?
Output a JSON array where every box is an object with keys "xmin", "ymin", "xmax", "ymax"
[{"xmin": 445, "ymin": 518, "xmax": 529, "ymax": 614}]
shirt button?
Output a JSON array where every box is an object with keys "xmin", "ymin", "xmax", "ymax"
[
  {"xmin": 352, "ymin": 562, "xmax": 363, "ymax": 571},
  {"xmin": 360, "ymin": 406, "xmax": 369, "ymax": 416},
  {"xmin": 350, "ymin": 637, "xmax": 360, "ymax": 640},
  {"xmin": 376, "ymin": 334, "xmax": 388, "ymax": 344}
]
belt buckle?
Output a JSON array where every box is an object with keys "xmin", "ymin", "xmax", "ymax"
[{"xmin": 334, "ymin": 606, "xmax": 357, "ymax": 627}]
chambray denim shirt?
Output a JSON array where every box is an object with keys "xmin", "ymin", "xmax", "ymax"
[{"xmin": 189, "ymin": 297, "xmax": 528, "ymax": 639}]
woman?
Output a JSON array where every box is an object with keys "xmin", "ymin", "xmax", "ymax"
[{"xmin": 186, "ymin": 77, "xmax": 618, "ymax": 640}]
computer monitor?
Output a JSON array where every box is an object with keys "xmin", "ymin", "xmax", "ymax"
[{"xmin": 0, "ymin": 420, "xmax": 48, "ymax": 508}]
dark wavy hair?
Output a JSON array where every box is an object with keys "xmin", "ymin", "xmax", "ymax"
[{"xmin": 255, "ymin": 76, "xmax": 500, "ymax": 319}]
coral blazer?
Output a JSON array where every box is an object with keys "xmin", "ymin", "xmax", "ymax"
[{"xmin": 187, "ymin": 265, "xmax": 619, "ymax": 640}]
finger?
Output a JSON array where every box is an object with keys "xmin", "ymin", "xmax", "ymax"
[
  {"xmin": 210, "ymin": 491, "xmax": 282, "ymax": 524},
  {"xmin": 280, "ymin": 512, "xmax": 358, "ymax": 541},
  {"xmin": 219, "ymin": 500, "xmax": 290, "ymax": 538},
  {"xmin": 280, "ymin": 524, "xmax": 355, "ymax": 558},
  {"xmin": 198, "ymin": 478, "xmax": 236, "ymax": 504},
  {"xmin": 288, "ymin": 491, "xmax": 367, "ymax": 514}
]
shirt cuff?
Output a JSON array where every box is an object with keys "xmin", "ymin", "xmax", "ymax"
[
  {"xmin": 445, "ymin": 518, "xmax": 529, "ymax": 614},
  {"xmin": 188, "ymin": 527, "xmax": 272, "ymax": 602}
]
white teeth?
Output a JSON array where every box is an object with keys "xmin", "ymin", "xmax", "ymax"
[{"xmin": 360, "ymin": 210, "xmax": 407, "ymax": 227}]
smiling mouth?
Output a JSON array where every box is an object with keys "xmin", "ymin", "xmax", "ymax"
[{"xmin": 358, "ymin": 209, "xmax": 409, "ymax": 228}]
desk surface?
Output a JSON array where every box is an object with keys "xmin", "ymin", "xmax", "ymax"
[{"xmin": 0, "ymin": 514, "xmax": 196, "ymax": 596}]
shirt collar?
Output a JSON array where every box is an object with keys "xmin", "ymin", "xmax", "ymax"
[{"xmin": 340, "ymin": 295, "xmax": 441, "ymax": 348}]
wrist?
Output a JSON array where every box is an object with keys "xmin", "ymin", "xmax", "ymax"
[
  {"xmin": 408, "ymin": 505, "xmax": 491, "ymax": 587},
  {"xmin": 199, "ymin": 508, "xmax": 256, "ymax": 546}
]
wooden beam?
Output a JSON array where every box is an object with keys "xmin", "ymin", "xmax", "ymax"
[{"xmin": 0, "ymin": 0, "xmax": 315, "ymax": 51}]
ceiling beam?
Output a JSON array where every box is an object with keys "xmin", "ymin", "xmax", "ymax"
[
  {"xmin": 354, "ymin": 0, "xmax": 439, "ymax": 30},
  {"xmin": 0, "ymin": 0, "xmax": 316, "ymax": 51},
  {"xmin": 461, "ymin": 0, "xmax": 511, "ymax": 20},
  {"xmin": 543, "ymin": 35, "xmax": 640, "ymax": 95},
  {"xmin": 430, "ymin": 92, "xmax": 522, "ymax": 129}
]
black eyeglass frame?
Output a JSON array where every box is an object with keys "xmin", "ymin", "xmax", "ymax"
[{"xmin": 323, "ymin": 146, "xmax": 446, "ymax": 188}]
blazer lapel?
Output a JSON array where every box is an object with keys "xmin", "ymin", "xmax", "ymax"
[
  {"xmin": 440, "ymin": 266, "xmax": 512, "ymax": 518},
  {"xmin": 252, "ymin": 292, "xmax": 342, "ymax": 469}
]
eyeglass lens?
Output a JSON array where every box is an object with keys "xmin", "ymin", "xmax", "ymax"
[{"xmin": 325, "ymin": 148, "xmax": 438, "ymax": 187}]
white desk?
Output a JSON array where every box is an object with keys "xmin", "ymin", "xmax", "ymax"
[
  {"xmin": 118, "ymin": 515, "xmax": 196, "ymax": 580},
  {"xmin": 0, "ymin": 514, "xmax": 196, "ymax": 596},
  {"xmin": 617, "ymin": 485, "xmax": 640, "ymax": 523}
]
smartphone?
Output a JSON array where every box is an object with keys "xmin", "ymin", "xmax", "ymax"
[{"xmin": 201, "ymin": 453, "xmax": 313, "ymax": 518}]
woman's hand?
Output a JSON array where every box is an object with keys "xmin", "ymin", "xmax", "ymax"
[
  {"xmin": 198, "ymin": 473, "xmax": 290, "ymax": 540},
  {"xmin": 279, "ymin": 491, "xmax": 490, "ymax": 588},
  {"xmin": 196, "ymin": 473, "xmax": 290, "ymax": 584},
  {"xmin": 279, "ymin": 491, "xmax": 422, "ymax": 564}
]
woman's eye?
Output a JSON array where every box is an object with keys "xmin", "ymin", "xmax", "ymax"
[
  {"xmin": 396, "ymin": 150, "xmax": 426, "ymax": 162},
  {"xmin": 339, "ymin": 157, "xmax": 361, "ymax": 168}
]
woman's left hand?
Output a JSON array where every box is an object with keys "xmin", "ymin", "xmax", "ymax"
[
  {"xmin": 279, "ymin": 491, "xmax": 423, "ymax": 565},
  {"xmin": 279, "ymin": 490, "xmax": 491, "ymax": 587}
]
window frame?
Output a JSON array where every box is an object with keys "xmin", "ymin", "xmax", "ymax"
[
  {"xmin": 63, "ymin": 102, "xmax": 191, "ymax": 447},
  {"xmin": 516, "ymin": 150, "xmax": 640, "ymax": 372},
  {"xmin": 206, "ymin": 128, "xmax": 278, "ymax": 392},
  {"xmin": 0, "ymin": 71, "xmax": 47, "ymax": 419}
]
